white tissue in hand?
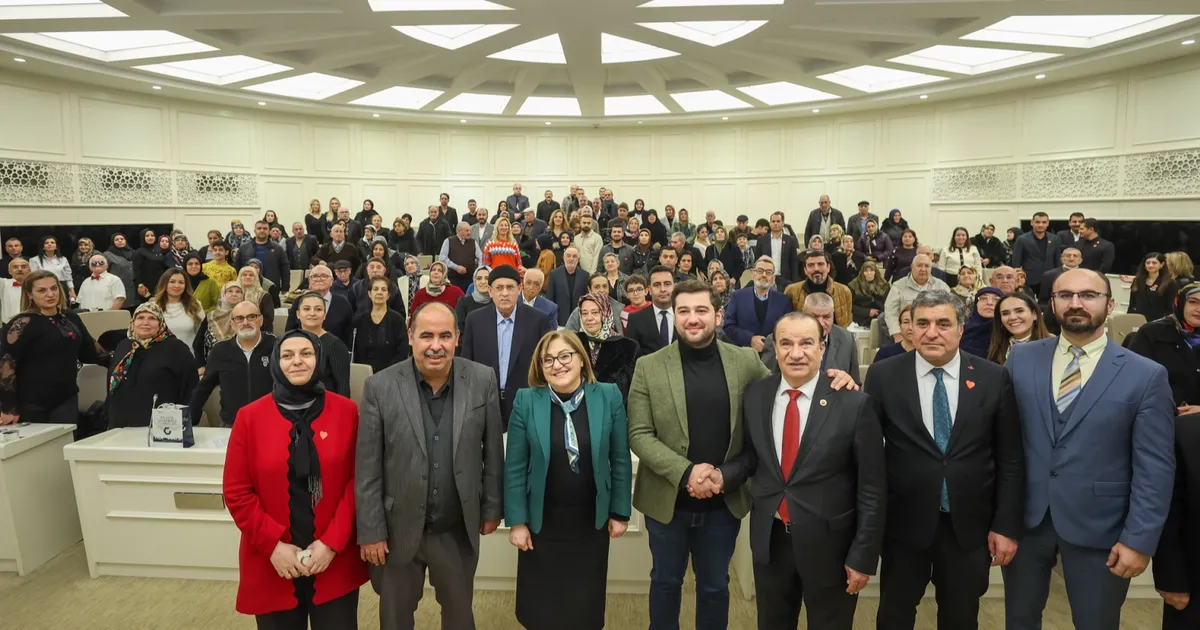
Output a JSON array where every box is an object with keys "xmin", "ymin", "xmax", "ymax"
[{"xmin": 297, "ymin": 549, "xmax": 312, "ymax": 566}]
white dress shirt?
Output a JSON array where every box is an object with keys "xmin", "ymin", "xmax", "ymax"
[
  {"xmin": 915, "ymin": 350, "xmax": 961, "ymax": 438},
  {"xmin": 28, "ymin": 255, "xmax": 72, "ymax": 284},
  {"xmin": 771, "ymin": 372, "xmax": 819, "ymax": 468},
  {"xmin": 770, "ymin": 235, "xmax": 784, "ymax": 272},
  {"xmin": 76, "ymin": 271, "xmax": 126, "ymax": 311},
  {"xmin": 163, "ymin": 301, "xmax": 204, "ymax": 354},
  {"xmin": 0, "ymin": 280, "xmax": 22, "ymax": 324},
  {"xmin": 653, "ymin": 305, "xmax": 675, "ymax": 343}
]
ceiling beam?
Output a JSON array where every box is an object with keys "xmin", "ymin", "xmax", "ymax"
[
  {"xmin": 502, "ymin": 65, "xmax": 547, "ymax": 115},
  {"xmin": 624, "ymin": 64, "xmax": 684, "ymax": 114},
  {"xmin": 560, "ymin": 30, "xmax": 604, "ymax": 117}
]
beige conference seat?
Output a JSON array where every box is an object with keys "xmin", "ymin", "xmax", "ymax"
[
  {"xmin": 289, "ymin": 269, "xmax": 305, "ymax": 291},
  {"xmin": 1107, "ymin": 313, "xmax": 1145, "ymax": 344},
  {"xmin": 76, "ymin": 364, "xmax": 108, "ymax": 412},
  {"xmin": 739, "ymin": 269, "xmax": 755, "ymax": 289},
  {"xmin": 867, "ymin": 318, "xmax": 882, "ymax": 351},
  {"xmin": 77, "ymin": 309, "xmax": 131, "ymax": 340},
  {"xmin": 417, "ymin": 255, "xmax": 434, "ymax": 270},
  {"xmin": 350, "ymin": 363, "xmax": 374, "ymax": 403},
  {"xmin": 201, "ymin": 385, "xmax": 222, "ymax": 428},
  {"xmin": 274, "ymin": 311, "xmax": 289, "ymax": 334}
]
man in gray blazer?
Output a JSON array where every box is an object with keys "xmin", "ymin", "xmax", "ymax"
[
  {"xmin": 357, "ymin": 300, "xmax": 505, "ymax": 630},
  {"xmin": 760, "ymin": 293, "xmax": 860, "ymax": 384}
]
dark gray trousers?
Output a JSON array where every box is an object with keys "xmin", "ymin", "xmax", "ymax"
[{"xmin": 372, "ymin": 527, "xmax": 479, "ymax": 630}]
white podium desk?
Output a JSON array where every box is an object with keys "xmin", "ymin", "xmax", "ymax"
[
  {"xmin": 0, "ymin": 424, "xmax": 82, "ymax": 575},
  {"xmin": 64, "ymin": 427, "xmax": 653, "ymax": 592},
  {"xmin": 65, "ymin": 427, "xmax": 239, "ymax": 580}
]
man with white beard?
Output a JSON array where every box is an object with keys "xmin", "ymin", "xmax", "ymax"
[{"xmin": 189, "ymin": 301, "xmax": 275, "ymax": 428}]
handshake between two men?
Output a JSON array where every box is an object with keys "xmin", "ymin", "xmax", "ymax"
[{"xmin": 686, "ymin": 463, "xmax": 725, "ymax": 499}]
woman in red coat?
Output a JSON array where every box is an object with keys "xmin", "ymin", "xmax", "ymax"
[{"xmin": 223, "ymin": 329, "xmax": 368, "ymax": 628}]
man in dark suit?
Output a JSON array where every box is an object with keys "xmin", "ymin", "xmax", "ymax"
[
  {"xmin": 625, "ymin": 265, "xmax": 677, "ymax": 356},
  {"xmin": 867, "ymin": 289, "xmax": 1025, "ymax": 630},
  {"xmin": 506, "ymin": 183, "xmax": 530, "ymax": 214},
  {"xmin": 535, "ymin": 189, "xmax": 560, "ymax": 224},
  {"xmin": 1078, "ymin": 218, "xmax": 1115, "ymax": 273},
  {"xmin": 803, "ymin": 195, "xmax": 845, "ymax": 245},
  {"xmin": 1154, "ymin": 409, "xmax": 1200, "ymax": 629},
  {"xmin": 845, "ymin": 200, "xmax": 880, "ymax": 242},
  {"xmin": 722, "ymin": 256, "xmax": 793, "ymax": 354},
  {"xmin": 237, "ymin": 220, "xmax": 291, "ymax": 292},
  {"xmin": 545, "ymin": 246, "xmax": 590, "ymax": 327},
  {"xmin": 1011, "ymin": 212, "xmax": 1062, "ymax": 298},
  {"xmin": 518, "ymin": 268, "xmax": 558, "ymax": 323},
  {"xmin": 460, "ymin": 265, "xmax": 553, "ymax": 427},
  {"xmin": 286, "ymin": 222, "xmax": 319, "ymax": 271},
  {"xmin": 1037, "ymin": 247, "xmax": 1082, "ymax": 306},
  {"xmin": 757, "ymin": 212, "xmax": 801, "ymax": 283},
  {"xmin": 315, "ymin": 223, "xmax": 362, "ymax": 275},
  {"xmin": 356, "ymin": 300, "xmax": 505, "ymax": 630},
  {"xmin": 722, "ymin": 312, "xmax": 885, "ymax": 630},
  {"xmin": 1057, "ymin": 212, "xmax": 1085, "ymax": 246},
  {"xmin": 1004, "ymin": 269, "xmax": 1175, "ymax": 630},
  {"xmin": 285, "ymin": 263, "xmax": 352, "ymax": 345}
]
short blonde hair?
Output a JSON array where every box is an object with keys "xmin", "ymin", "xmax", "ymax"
[
  {"xmin": 1166, "ymin": 251, "xmax": 1194, "ymax": 280},
  {"xmin": 527, "ymin": 330, "xmax": 597, "ymax": 388}
]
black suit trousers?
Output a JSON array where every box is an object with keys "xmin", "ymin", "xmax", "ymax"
[
  {"xmin": 754, "ymin": 519, "xmax": 858, "ymax": 630},
  {"xmin": 877, "ymin": 513, "xmax": 991, "ymax": 630}
]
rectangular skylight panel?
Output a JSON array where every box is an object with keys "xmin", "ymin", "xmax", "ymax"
[
  {"xmin": 817, "ymin": 65, "xmax": 947, "ymax": 93},
  {"xmin": 601, "ymin": 33, "xmax": 678, "ymax": 63},
  {"xmin": 244, "ymin": 73, "xmax": 364, "ymax": 100},
  {"xmin": 436, "ymin": 92, "xmax": 511, "ymax": 114},
  {"xmin": 2, "ymin": 30, "xmax": 217, "ymax": 61},
  {"xmin": 135, "ymin": 55, "xmax": 292, "ymax": 85},
  {"xmin": 670, "ymin": 89, "xmax": 752, "ymax": 112},
  {"xmin": 0, "ymin": 0, "xmax": 126, "ymax": 20},
  {"xmin": 393, "ymin": 24, "xmax": 517, "ymax": 50},
  {"xmin": 637, "ymin": 20, "xmax": 767, "ymax": 46},
  {"xmin": 517, "ymin": 96, "xmax": 581, "ymax": 116},
  {"xmin": 961, "ymin": 15, "xmax": 1198, "ymax": 49},
  {"xmin": 369, "ymin": 0, "xmax": 512, "ymax": 11},
  {"xmin": 604, "ymin": 95, "xmax": 671, "ymax": 116},
  {"xmin": 349, "ymin": 86, "xmax": 444, "ymax": 109},
  {"xmin": 736, "ymin": 81, "xmax": 840, "ymax": 106},
  {"xmin": 889, "ymin": 45, "xmax": 1059, "ymax": 75},
  {"xmin": 489, "ymin": 34, "xmax": 566, "ymax": 64},
  {"xmin": 639, "ymin": 0, "xmax": 783, "ymax": 6}
]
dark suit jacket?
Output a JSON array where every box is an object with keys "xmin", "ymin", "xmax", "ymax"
[
  {"xmin": 722, "ymin": 287, "xmax": 793, "ymax": 347},
  {"xmin": 286, "ymin": 235, "xmax": 319, "ymax": 270},
  {"xmin": 460, "ymin": 303, "xmax": 553, "ymax": 427},
  {"xmin": 522, "ymin": 295, "xmax": 558, "ymax": 324},
  {"xmin": 286, "ymin": 291, "xmax": 353, "ymax": 346},
  {"xmin": 755, "ymin": 232, "xmax": 802, "ymax": 282},
  {"xmin": 866, "ymin": 351, "xmax": 1025, "ymax": 551},
  {"xmin": 723, "ymin": 373, "xmax": 886, "ymax": 586},
  {"xmin": 1154, "ymin": 412, "xmax": 1200, "ymax": 603},
  {"xmin": 1011, "ymin": 231, "xmax": 1062, "ymax": 288},
  {"xmin": 625, "ymin": 304, "xmax": 671, "ymax": 356},
  {"xmin": 803, "ymin": 208, "xmax": 846, "ymax": 245},
  {"xmin": 237, "ymin": 239, "xmax": 290, "ymax": 291},
  {"xmin": 1037, "ymin": 266, "xmax": 1071, "ymax": 305},
  {"xmin": 1078, "ymin": 236, "xmax": 1115, "ymax": 274},
  {"xmin": 545, "ymin": 265, "xmax": 591, "ymax": 327}
]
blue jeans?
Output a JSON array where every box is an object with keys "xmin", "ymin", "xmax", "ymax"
[{"xmin": 644, "ymin": 507, "xmax": 742, "ymax": 630}]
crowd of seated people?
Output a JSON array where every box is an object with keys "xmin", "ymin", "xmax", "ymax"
[{"xmin": 1, "ymin": 183, "xmax": 1199, "ymax": 629}]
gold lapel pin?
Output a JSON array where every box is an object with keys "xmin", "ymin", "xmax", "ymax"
[{"xmin": 819, "ymin": 399, "xmax": 828, "ymax": 407}]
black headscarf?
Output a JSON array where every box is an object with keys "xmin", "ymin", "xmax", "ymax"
[
  {"xmin": 270, "ymin": 329, "xmax": 326, "ymax": 506},
  {"xmin": 183, "ymin": 252, "xmax": 208, "ymax": 289},
  {"xmin": 138, "ymin": 228, "xmax": 161, "ymax": 259},
  {"xmin": 107, "ymin": 232, "xmax": 133, "ymax": 260}
]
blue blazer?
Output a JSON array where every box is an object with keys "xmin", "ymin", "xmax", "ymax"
[
  {"xmin": 1006, "ymin": 338, "xmax": 1175, "ymax": 554},
  {"xmin": 526, "ymin": 296, "xmax": 559, "ymax": 325},
  {"xmin": 722, "ymin": 287, "xmax": 793, "ymax": 347},
  {"xmin": 503, "ymin": 382, "xmax": 633, "ymax": 533}
]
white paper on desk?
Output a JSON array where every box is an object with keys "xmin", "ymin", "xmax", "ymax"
[
  {"xmin": 208, "ymin": 437, "xmax": 229, "ymax": 449},
  {"xmin": 148, "ymin": 406, "xmax": 185, "ymax": 448}
]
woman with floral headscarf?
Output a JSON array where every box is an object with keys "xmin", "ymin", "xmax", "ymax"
[
  {"xmin": 193, "ymin": 282, "xmax": 244, "ymax": 366},
  {"xmin": 573, "ymin": 291, "xmax": 639, "ymax": 403},
  {"xmin": 106, "ymin": 302, "xmax": 198, "ymax": 428},
  {"xmin": 225, "ymin": 220, "xmax": 252, "ymax": 258},
  {"xmin": 236, "ymin": 264, "xmax": 275, "ymax": 331},
  {"xmin": 395, "ymin": 254, "xmax": 428, "ymax": 317}
]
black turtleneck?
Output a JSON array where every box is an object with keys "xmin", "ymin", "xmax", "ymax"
[
  {"xmin": 804, "ymin": 278, "xmax": 829, "ymax": 295},
  {"xmin": 677, "ymin": 338, "xmax": 730, "ymax": 513}
]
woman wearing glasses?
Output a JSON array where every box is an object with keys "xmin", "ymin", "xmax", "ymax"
[{"xmin": 504, "ymin": 330, "xmax": 633, "ymax": 630}]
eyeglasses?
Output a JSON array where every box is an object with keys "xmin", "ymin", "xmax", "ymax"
[
  {"xmin": 231, "ymin": 314, "xmax": 261, "ymax": 324},
  {"xmin": 89, "ymin": 261, "xmax": 106, "ymax": 267},
  {"xmin": 309, "ymin": 273, "xmax": 332, "ymax": 280},
  {"xmin": 753, "ymin": 268, "xmax": 775, "ymax": 275},
  {"xmin": 541, "ymin": 350, "xmax": 577, "ymax": 368},
  {"xmin": 1051, "ymin": 291, "xmax": 1109, "ymax": 302}
]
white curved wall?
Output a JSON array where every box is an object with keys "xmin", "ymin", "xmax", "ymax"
[{"xmin": 1, "ymin": 53, "xmax": 1199, "ymax": 245}]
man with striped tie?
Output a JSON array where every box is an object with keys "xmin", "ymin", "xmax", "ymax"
[
  {"xmin": 1003, "ymin": 268, "xmax": 1176, "ymax": 630},
  {"xmin": 867, "ymin": 290, "xmax": 1025, "ymax": 630}
]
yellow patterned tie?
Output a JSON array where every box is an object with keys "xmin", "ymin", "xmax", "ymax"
[{"xmin": 1056, "ymin": 346, "xmax": 1085, "ymax": 413}]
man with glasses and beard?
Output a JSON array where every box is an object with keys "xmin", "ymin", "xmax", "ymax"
[
  {"xmin": 1003, "ymin": 268, "xmax": 1175, "ymax": 630},
  {"xmin": 722, "ymin": 256, "xmax": 793, "ymax": 354},
  {"xmin": 189, "ymin": 301, "xmax": 274, "ymax": 428},
  {"xmin": 785, "ymin": 250, "xmax": 854, "ymax": 328},
  {"xmin": 357, "ymin": 301, "xmax": 504, "ymax": 630}
]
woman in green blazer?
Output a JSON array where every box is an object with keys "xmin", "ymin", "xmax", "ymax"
[{"xmin": 504, "ymin": 329, "xmax": 633, "ymax": 630}]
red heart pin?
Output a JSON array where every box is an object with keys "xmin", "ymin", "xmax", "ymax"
[
  {"xmin": 966, "ymin": 380, "xmax": 976, "ymax": 389},
  {"xmin": 319, "ymin": 431, "xmax": 328, "ymax": 440}
]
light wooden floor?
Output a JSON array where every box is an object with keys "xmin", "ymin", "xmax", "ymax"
[{"xmin": 0, "ymin": 543, "xmax": 1164, "ymax": 629}]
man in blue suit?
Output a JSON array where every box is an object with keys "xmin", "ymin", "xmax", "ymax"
[
  {"xmin": 722, "ymin": 255, "xmax": 793, "ymax": 355},
  {"xmin": 1003, "ymin": 268, "xmax": 1175, "ymax": 630},
  {"xmin": 518, "ymin": 268, "xmax": 558, "ymax": 324}
]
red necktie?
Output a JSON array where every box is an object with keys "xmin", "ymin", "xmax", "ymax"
[
  {"xmin": 779, "ymin": 389, "xmax": 803, "ymax": 523},
  {"xmin": 11, "ymin": 282, "xmax": 19, "ymax": 288}
]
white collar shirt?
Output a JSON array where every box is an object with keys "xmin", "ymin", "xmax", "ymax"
[{"xmin": 915, "ymin": 350, "xmax": 961, "ymax": 438}]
